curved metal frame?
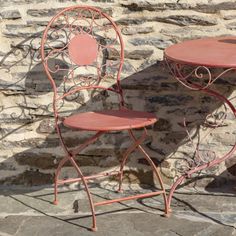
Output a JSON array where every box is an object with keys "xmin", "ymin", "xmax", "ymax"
[
  {"xmin": 165, "ymin": 58, "xmax": 236, "ymax": 213},
  {"xmin": 41, "ymin": 5, "xmax": 168, "ymax": 231}
]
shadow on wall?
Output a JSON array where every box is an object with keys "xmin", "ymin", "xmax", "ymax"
[{"xmin": 0, "ymin": 32, "xmax": 235, "ymax": 194}]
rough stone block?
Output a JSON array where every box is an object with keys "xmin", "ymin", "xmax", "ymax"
[
  {"xmin": 129, "ymin": 37, "xmax": 173, "ymax": 49},
  {"xmin": 196, "ymin": 1, "xmax": 236, "ymax": 13},
  {"xmin": 121, "ymin": 26, "xmax": 154, "ymax": 35},
  {"xmin": 15, "ymin": 152, "xmax": 57, "ymax": 169},
  {"xmin": 225, "ymin": 157, "xmax": 236, "ymax": 177},
  {"xmin": 155, "ymin": 14, "xmax": 218, "ymax": 26},
  {"xmin": 27, "ymin": 8, "xmax": 63, "ymax": 17},
  {"xmin": 0, "ymin": 10, "xmax": 21, "ymax": 19},
  {"xmin": 148, "ymin": 94, "xmax": 193, "ymax": 106},
  {"xmin": 37, "ymin": 119, "xmax": 55, "ymax": 134},
  {"xmin": 0, "ymin": 170, "xmax": 53, "ymax": 186},
  {"xmin": 108, "ymin": 48, "xmax": 154, "ymax": 60},
  {"xmin": 121, "ymin": 1, "xmax": 192, "ymax": 11},
  {"xmin": 153, "ymin": 118, "xmax": 172, "ymax": 131},
  {"xmin": 226, "ymin": 21, "xmax": 236, "ymax": 30},
  {"xmin": 117, "ymin": 17, "xmax": 147, "ymax": 25},
  {"xmin": 92, "ymin": 0, "xmax": 114, "ymax": 2}
]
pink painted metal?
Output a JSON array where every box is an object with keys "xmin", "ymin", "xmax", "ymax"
[
  {"xmin": 164, "ymin": 36, "xmax": 236, "ymax": 215},
  {"xmin": 165, "ymin": 36, "xmax": 236, "ymax": 68},
  {"xmin": 41, "ymin": 5, "xmax": 168, "ymax": 231},
  {"xmin": 68, "ymin": 34, "xmax": 98, "ymax": 65},
  {"xmin": 63, "ymin": 110, "xmax": 157, "ymax": 131}
]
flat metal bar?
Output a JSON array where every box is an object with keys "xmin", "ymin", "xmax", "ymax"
[
  {"xmin": 57, "ymin": 171, "xmax": 120, "ymax": 185},
  {"xmin": 94, "ymin": 191, "xmax": 164, "ymax": 207}
]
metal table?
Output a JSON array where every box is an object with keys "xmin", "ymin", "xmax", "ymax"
[{"xmin": 164, "ymin": 36, "xmax": 236, "ymax": 214}]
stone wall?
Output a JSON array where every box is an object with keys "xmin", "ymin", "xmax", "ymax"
[{"xmin": 0, "ymin": 0, "xmax": 235, "ymax": 188}]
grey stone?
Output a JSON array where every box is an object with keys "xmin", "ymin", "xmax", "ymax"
[
  {"xmin": 195, "ymin": 2, "xmax": 236, "ymax": 13},
  {"xmin": 107, "ymin": 48, "xmax": 155, "ymax": 61},
  {"xmin": 122, "ymin": 1, "xmax": 236, "ymax": 14},
  {"xmin": 226, "ymin": 21, "xmax": 236, "ymax": 30},
  {"xmin": 15, "ymin": 152, "xmax": 57, "ymax": 169},
  {"xmin": 138, "ymin": 157, "xmax": 160, "ymax": 166},
  {"xmin": 0, "ymin": 112, "xmax": 32, "ymax": 124},
  {"xmin": 155, "ymin": 15, "xmax": 218, "ymax": 26},
  {"xmin": 160, "ymin": 26, "xmax": 223, "ymax": 40},
  {"xmin": 2, "ymin": 138, "xmax": 59, "ymax": 149},
  {"xmin": 0, "ymin": 78, "xmax": 26, "ymax": 91},
  {"xmin": 125, "ymin": 49, "xmax": 154, "ymax": 60},
  {"xmin": 148, "ymin": 94, "xmax": 193, "ymax": 106},
  {"xmin": 27, "ymin": 7, "xmax": 112, "ymax": 17},
  {"xmin": 117, "ymin": 17, "xmax": 147, "ymax": 25},
  {"xmin": 121, "ymin": 1, "xmax": 192, "ymax": 11},
  {"xmin": 154, "ymin": 118, "xmax": 172, "ymax": 131},
  {"xmin": 14, "ymin": 150, "xmax": 118, "ymax": 169},
  {"xmin": 0, "ymin": 162, "xmax": 16, "ymax": 171},
  {"xmin": 0, "ymin": 0, "xmax": 45, "ymax": 7},
  {"xmin": 138, "ymin": 59, "xmax": 161, "ymax": 71},
  {"xmin": 92, "ymin": 0, "xmax": 114, "ymax": 2},
  {"xmin": 129, "ymin": 37, "xmax": 173, "ymax": 49},
  {"xmin": 37, "ymin": 119, "xmax": 55, "ymax": 134},
  {"xmin": 223, "ymin": 14, "xmax": 236, "ymax": 20},
  {"xmin": 58, "ymin": 0, "xmax": 76, "ymax": 2},
  {"xmin": 121, "ymin": 26, "xmax": 154, "ymax": 35},
  {"xmin": 225, "ymin": 157, "xmax": 236, "ymax": 176},
  {"xmin": 0, "ymin": 170, "xmax": 53, "ymax": 186},
  {"xmin": 0, "ymin": 0, "xmax": 77, "ymax": 6},
  {"xmin": 121, "ymin": 60, "xmax": 136, "ymax": 74},
  {"xmin": 27, "ymin": 8, "xmax": 63, "ymax": 17},
  {"xmin": 3, "ymin": 24, "xmax": 36, "ymax": 38},
  {"xmin": 161, "ymin": 131, "xmax": 186, "ymax": 145},
  {"xmin": 200, "ymin": 95, "xmax": 216, "ymax": 104},
  {"xmin": 27, "ymin": 20, "xmax": 49, "ymax": 26},
  {"xmin": 0, "ymin": 10, "xmax": 21, "ymax": 19}
]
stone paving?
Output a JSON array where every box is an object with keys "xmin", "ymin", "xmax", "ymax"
[{"xmin": 0, "ymin": 182, "xmax": 235, "ymax": 236}]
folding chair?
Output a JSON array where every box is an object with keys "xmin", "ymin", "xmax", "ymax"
[{"xmin": 41, "ymin": 5, "xmax": 168, "ymax": 231}]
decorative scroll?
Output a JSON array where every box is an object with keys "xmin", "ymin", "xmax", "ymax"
[
  {"xmin": 165, "ymin": 58, "xmax": 235, "ymax": 90},
  {"xmin": 41, "ymin": 6, "xmax": 124, "ymax": 114},
  {"xmin": 165, "ymin": 58, "xmax": 236, "ymax": 180}
]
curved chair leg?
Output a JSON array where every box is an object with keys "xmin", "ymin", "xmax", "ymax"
[
  {"xmin": 69, "ymin": 156, "xmax": 97, "ymax": 231},
  {"xmin": 54, "ymin": 132, "xmax": 104, "ymax": 231},
  {"xmin": 129, "ymin": 129, "xmax": 169, "ymax": 215},
  {"xmin": 118, "ymin": 129, "xmax": 147, "ymax": 192},
  {"xmin": 53, "ymin": 156, "xmax": 70, "ymax": 205},
  {"xmin": 166, "ymin": 175, "xmax": 185, "ymax": 216}
]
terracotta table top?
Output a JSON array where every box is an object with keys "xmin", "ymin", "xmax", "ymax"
[{"xmin": 164, "ymin": 36, "xmax": 236, "ymax": 68}]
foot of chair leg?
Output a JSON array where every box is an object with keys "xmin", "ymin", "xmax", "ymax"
[
  {"xmin": 91, "ymin": 227, "xmax": 97, "ymax": 232},
  {"xmin": 163, "ymin": 210, "xmax": 172, "ymax": 218},
  {"xmin": 53, "ymin": 200, "xmax": 58, "ymax": 205},
  {"xmin": 117, "ymin": 189, "xmax": 123, "ymax": 193}
]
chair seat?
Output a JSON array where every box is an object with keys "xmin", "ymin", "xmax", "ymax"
[{"xmin": 63, "ymin": 109, "xmax": 157, "ymax": 131}]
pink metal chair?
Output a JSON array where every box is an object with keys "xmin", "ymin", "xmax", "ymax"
[{"xmin": 41, "ymin": 5, "xmax": 168, "ymax": 231}]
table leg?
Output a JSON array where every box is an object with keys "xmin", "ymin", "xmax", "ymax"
[{"xmin": 164, "ymin": 60, "xmax": 236, "ymax": 213}]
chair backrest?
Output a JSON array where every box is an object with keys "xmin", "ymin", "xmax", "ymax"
[{"xmin": 41, "ymin": 6, "xmax": 125, "ymax": 118}]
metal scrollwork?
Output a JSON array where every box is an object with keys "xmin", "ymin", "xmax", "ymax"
[
  {"xmin": 165, "ymin": 58, "xmax": 235, "ymax": 90},
  {"xmin": 165, "ymin": 57, "xmax": 236, "ymax": 188}
]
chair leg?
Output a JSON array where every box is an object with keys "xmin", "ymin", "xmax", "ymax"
[
  {"xmin": 128, "ymin": 129, "xmax": 169, "ymax": 215},
  {"xmin": 118, "ymin": 130, "xmax": 147, "ymax": 192},
  {"xmin": 54, "ymin": 132, "xmax": 103, "ymax": 230},
  {"xmin": 69, "ymin": 156, "xmax": 97, "ymax": 232},
  {"xmin": 53, "ymin": 156, "xmax": 69, "ymax": 205},
  {"xmin": 166, "ymin": 175, "xmax": 186, "ymax": 216},
  {"xmin": 136, "ymin": 144, "xmax": 169, "ymax": 215}
]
